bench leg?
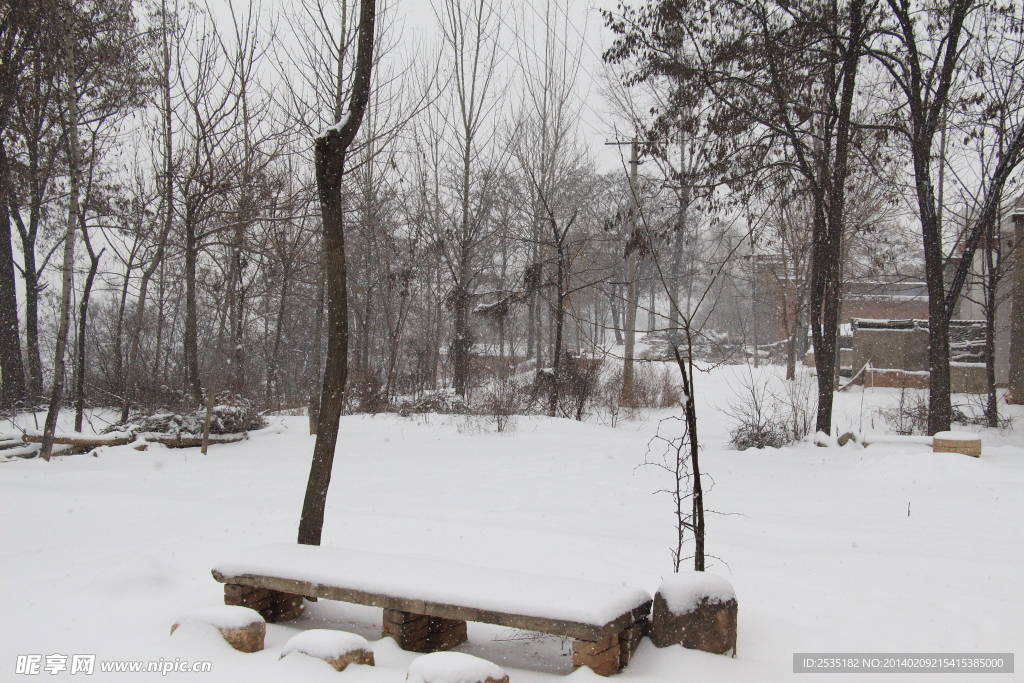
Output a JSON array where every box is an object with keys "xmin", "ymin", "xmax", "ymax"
[
  {"xmin": 382, "ymin": 609, "xmax": 467, "ymax": 653},
  {"xmin": 618, "ymin": 618, "xmax": 647, "ymax": 667},
  {"xmin": 223, "ymin": 583, "xmax": 304, "ymax": 623},
  {"xmin": 573, "ymin": 632, "xmax": 621, "ymax": 676},
  {"xmin": 427, "ymin": 616, "xmax": 468, "ymax": 651}
]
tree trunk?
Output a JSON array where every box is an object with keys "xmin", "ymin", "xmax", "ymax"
[
  {"xmin": 123, "ymin": 8, "xmax": 174, "ymax": 419},
  {"xmin": 41, "ymin": 15, "xmax": 79, "ymax": 460},
  {"xmin": 809, "ymin": 0, "xmax": 863, "ymax": 435},
  {"xmin": 1007, "ymin": 214, "xmax": 1024, "ymax": 403},
  {"xmin": 671, "ymin": 337, "xmax": 703, "ymax": 571},
  {"xmin": 0, "ymin": 141, "xmax": 26, "ymax": 406},
  {"xmin": 548, "ymin": 229, "xmax": 566, "ymax": 417},
  {"xmin": 451, "ymin": 285, "xmax": 472, "ymax": 397},
  {"xmin": 297, "ymin": 0, "xmax": 375, "ymax": 547},
  {"xmin": 19, "ymin": 214, "xmax": 43, "ymax": 400},
  {"xmin": 74, "ymin": 241, "xmax": 101, "ymax": 432},
  {"xmin": 621, "ymin": 140, "xmax": 639, "ymax": 406},
  {"xmin": 266, "ymin": 271, "xmax": 289, "ymax": 411},
  {"xmin": 183, "ymin": 208, "xmax": 203, "ymax": 405},
  {"xmin": 308, "ymin": 254, "xmax": 325, "ymax": 433}
]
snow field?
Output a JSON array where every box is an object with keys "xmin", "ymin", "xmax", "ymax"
[{"xmin": 2, "ymin": 363, "xmax": 1023, "ymax": 682}]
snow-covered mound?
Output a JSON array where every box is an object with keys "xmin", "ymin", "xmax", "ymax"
[
  {"xmin": 407, "ymin": 652, "xmax": 507, "ymax": 683},
  {"xmin": 280, "ymin": 630, "xmax": 369, "ymax": 660}
]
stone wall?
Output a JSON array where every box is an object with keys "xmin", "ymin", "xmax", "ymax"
[{"xmin": 852, "ymin": 327, "xmax": 930, "ymax": 373}]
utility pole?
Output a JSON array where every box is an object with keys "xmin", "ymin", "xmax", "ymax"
[{"xmin": 608, "ymin": 138, "xmax": 640, "ymax": 405}]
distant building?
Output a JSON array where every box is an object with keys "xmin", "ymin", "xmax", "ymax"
[
  {"xmin": 956, "ymin": 193, "xmax": 1023, "ymax": 386},
  {"xmin": 754, "ymin": 193, "xmax": 1024, "ymax": 389}
]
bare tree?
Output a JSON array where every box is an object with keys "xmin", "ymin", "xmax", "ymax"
[
  {"xmin": 297, "ymin": 0, "xmax": 376, "ymax": 547},
  {"xmin": 0, "ymin": 0, "xmax": 56, "ymax": 406},
  {"xmin": 429, "ymin": 0, "xmax": 506, "ymax": 398},
  {"xmin": 869, "ymin": 0, "xmax": 1024, "ymax": 433}
]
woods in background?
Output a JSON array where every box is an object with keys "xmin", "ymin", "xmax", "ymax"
[{"xmin": 0, "ymin": 0, "xmax": 1021, "ymax": 436}]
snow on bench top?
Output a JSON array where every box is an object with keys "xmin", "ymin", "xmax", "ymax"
[
  {"xmin": 407, "ymin": 652, "xmax": 506, "ymax": 683},
  {"xmin": 213, "ymin": 543, "xmax": 651, "ymax": 629},
  {"xmin": 861, "ymin": 433, "xmax": 934, "ymax": 446},
  {"xmin": 933, "ymin": 431, "xmax": 982, "ymax": 441},
  {"xmin": 281, "ymin": 630, "xmax": 369, "ymax": 660},
  {"xmin": 657, "ymin": 572, "xmax": 735, "ymax": 615}
]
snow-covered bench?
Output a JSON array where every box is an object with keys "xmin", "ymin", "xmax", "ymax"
[{"xmin": 212, "ymin": 543, "xmax": 652, "ymax": 676}]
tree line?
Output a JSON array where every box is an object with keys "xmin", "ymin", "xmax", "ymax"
[{"xmin": 1, "ymin": 0, "xmax": 1021, "ymax": 447}]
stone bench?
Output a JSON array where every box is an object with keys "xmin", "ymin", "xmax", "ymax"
[{"xmin": 212, "ymin": 543, "xmax": 652, "ymax": 676}]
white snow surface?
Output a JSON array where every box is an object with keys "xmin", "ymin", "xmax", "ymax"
[
  {"xmin": 407, "ymin": 652, "xmax": 506, "ymax": 683},
  {"xmin": 861, "ymin": 433, "xmax": 935, "ymax": 446},
  {"xmin": 214, "ymin": 543, "xmax": 650, "ymax": 628},
  {"xmin": 280, "ymin": 629, "xmax": 368, "ymax": 660},
  {"xmin": 3, "ymin": 367, "xmax": 1024, "ymax": 682},
  {"xmin": 175, "ymin": 605, "xmax": 263, "ymax": 630},
  {"xmin": 933, "ymin": 431, "xmax": 982, "ymax": 441},
  {"xmin": 657, "ymin": 572, "xmax": 735, "ymax": 615}
]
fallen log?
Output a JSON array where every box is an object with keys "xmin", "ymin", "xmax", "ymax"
[
  {"xmin": 142, "ymin": 433, "xmax": 246, "ymax": 448},
  {"xmin": 21, "ymin": 432, "xmax": 247, "ymax": 449},
  {"xmin": 22, "ymin": 432, "xmax": 132, "ymax": 446}
]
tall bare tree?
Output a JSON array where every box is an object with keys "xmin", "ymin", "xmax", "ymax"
[
  {"xmin": 870, "ymin": 0, "xmax": 1024, "ymax": 433},
  {"xmin": 297, "ymin": 0, "xmax": 376, "ymax": 546}
]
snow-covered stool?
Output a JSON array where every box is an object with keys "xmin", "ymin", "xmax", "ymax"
[
  {"xmin": 650, "ymin": 572, "xmax": 737, "ymax": 656},
  {"xmin": 212, "ymin": 543, "xmax": 652, "ymax": 676},
  {"xmin": 933, "ymin": 431, "xmax": 982, "ymax": 458},
  {"xmin": 170, "ymin": 605, "xmax": 265, "ymax": 653},
  {"xmin": 407, "ymin": 652, "xmax": 508, "ymax": 683},
  {"xmin": 280, "ymin": 630, "xmax": 374, "ymax": 670}
]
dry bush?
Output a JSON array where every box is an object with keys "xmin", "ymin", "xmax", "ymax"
[
  {"xmin": 590, "ymin": 363, "xmax": 682, "ymax": 426},
  {"xmin": 952, "ymin": 393, "xmax": 1014, "ymax": 431},
  {"xmin": 872, "ymin": 387, "xmax": 929, "ymax": 435},
  {"xmin": 724, "ymin": 369, "xmax": 817, "ymax": 450},
  {"xmin": 477, "ymin": 376, "xmax": 525, "ymax": 432}
]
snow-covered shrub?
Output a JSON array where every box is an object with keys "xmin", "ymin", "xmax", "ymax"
[
  {"xmin": 397, "ymin": 390, "xmax": 467, "ymax": 416},
  {"xmin": 347, "ymin": 369, "xmax": 390, "ymax": 414},
  {"xmin": 729, "ymin": 420, "xmax": 788, "ymax": 450}
]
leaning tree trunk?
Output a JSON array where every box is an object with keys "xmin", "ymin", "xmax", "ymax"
[{"xmin": 297, "ymin": 0, "xmax": 376, "ymax": 547}]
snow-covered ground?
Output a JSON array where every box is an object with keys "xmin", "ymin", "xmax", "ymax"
[{"xmin": 2, "ymin": 364, "xmax": 1022, "ymax": 682}]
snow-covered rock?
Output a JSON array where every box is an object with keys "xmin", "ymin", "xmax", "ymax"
[
  {"xmin": 170, "ymin": 606, "xmax": 265, "ymax": 653},
  {"xmin": 650, "ymin": 572, "xmax": 737, "ymax": 656},
  {"xmin": 280, "ymin": 630, "xmax": 373, "ymax": 670},
  {"xmin": 406, "ymin": 652, "xmax": 508, "ymax": 683},
  {"xmin": 656, "ymin": 572, "xmax": 735, "ymax": 615}
]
